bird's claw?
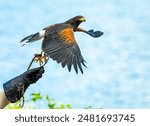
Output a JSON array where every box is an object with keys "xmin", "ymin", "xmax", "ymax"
[
  {"xmin": 27, "ymin": 52, "xmax": 48, "ymax": 71},
  {"xmin": 86, "ymin": 29, "xmax": 104, "ymax": 38},
  {"xmin": 34, "ymin": 53, "xmax": 47, "ymax": 66}
]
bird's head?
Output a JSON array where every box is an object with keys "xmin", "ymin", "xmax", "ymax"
[{"xmin": 65, "ymin": 15, "xmax": 86, "ymax": 30}]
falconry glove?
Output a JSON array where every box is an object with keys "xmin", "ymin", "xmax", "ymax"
[{"xmin": 3, "ymin": 67, "xmax": 44, "ymax": 103}]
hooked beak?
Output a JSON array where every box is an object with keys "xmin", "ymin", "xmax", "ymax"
[{"xmin": 79, "ymin": 17, "xmax": 86, "ymax": 22}]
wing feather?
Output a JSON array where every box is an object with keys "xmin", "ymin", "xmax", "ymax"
[
  {"xmin": 42, "ymin": 24, "xmax": 86, "ymax": 74},
  {"xmin": 73, "ymin": 56, "xmax": 78, "ymax": 74}
]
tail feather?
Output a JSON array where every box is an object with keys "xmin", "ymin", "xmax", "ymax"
[
  {"xmin": 20, "ymin": 30, "xmax": 45, "ymax": 46},
  {"xmin": 20, "ymin": 33, "xmax": 39, "ymax": 43}
]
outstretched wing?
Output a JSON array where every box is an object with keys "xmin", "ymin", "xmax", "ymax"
[{"xmin": 42, "ymin": 25, "xmax": 86, "ymax": 74}]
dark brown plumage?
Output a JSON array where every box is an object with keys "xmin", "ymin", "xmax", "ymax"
[{"xmin": 21, "ymin": 16, "xmax": 103, "ymax": 74}]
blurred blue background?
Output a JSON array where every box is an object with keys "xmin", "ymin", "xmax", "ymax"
[{"xmin": 0, "ymin": 0, "xmax": 150, "ymax": 108}]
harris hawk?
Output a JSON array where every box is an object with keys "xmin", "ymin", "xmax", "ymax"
[{"xmin": 20, "ymin": 15, "xmax": 103, "ymax": 74}]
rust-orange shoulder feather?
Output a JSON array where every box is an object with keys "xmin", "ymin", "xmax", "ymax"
[{"xmin": 59, "ymin": 28, "xmax": 76, "ymax": 45}]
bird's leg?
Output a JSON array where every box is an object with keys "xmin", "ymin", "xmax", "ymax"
[
  {"xmin": 34, "ymin": 52, "xmax": 48, "ymax": 66},
  {"xmin": 34, "ymin": 53, "xmax": 43, "ymax": 66},
  {"xmin": 27, "ymin": 52, "xmax": 48, "ymax": 70},
  {"xmin": 75, "ymin": 27, "xmax": 104, "ymax": 38}
]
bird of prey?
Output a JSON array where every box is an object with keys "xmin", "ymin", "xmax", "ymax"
[{"xmin": 20, "ymin": 15, "xmax": 103, "ymax": 74}]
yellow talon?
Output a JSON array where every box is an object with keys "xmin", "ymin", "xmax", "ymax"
[
  {"xmin": 34, "ymin": 52, "xmax": 47, "ymax": 66},
  {"xmin": 27, "ymin": 52, "xmax": 49, "ymax": 70}
]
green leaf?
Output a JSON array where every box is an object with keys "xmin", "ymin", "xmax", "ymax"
[
  {"xmin": 31, "ymin": 93, "xmax": 43, "ymax": 102},
  {"xmin": 66, "ymin": 104, "xmax": 72, "ymax": 109},
  {"xmin": 57, "ymin": 104, "xmax": 65, "ymax": 109}
]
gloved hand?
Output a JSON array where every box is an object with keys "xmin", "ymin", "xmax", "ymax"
[{"xmin": 3, "ymin": 66, "xmax": 44, "ymax": 103}]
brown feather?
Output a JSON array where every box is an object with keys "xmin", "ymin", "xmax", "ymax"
[{"xmin": 41, "ymin": 20, "xmax": 86, "ymax": 74}]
